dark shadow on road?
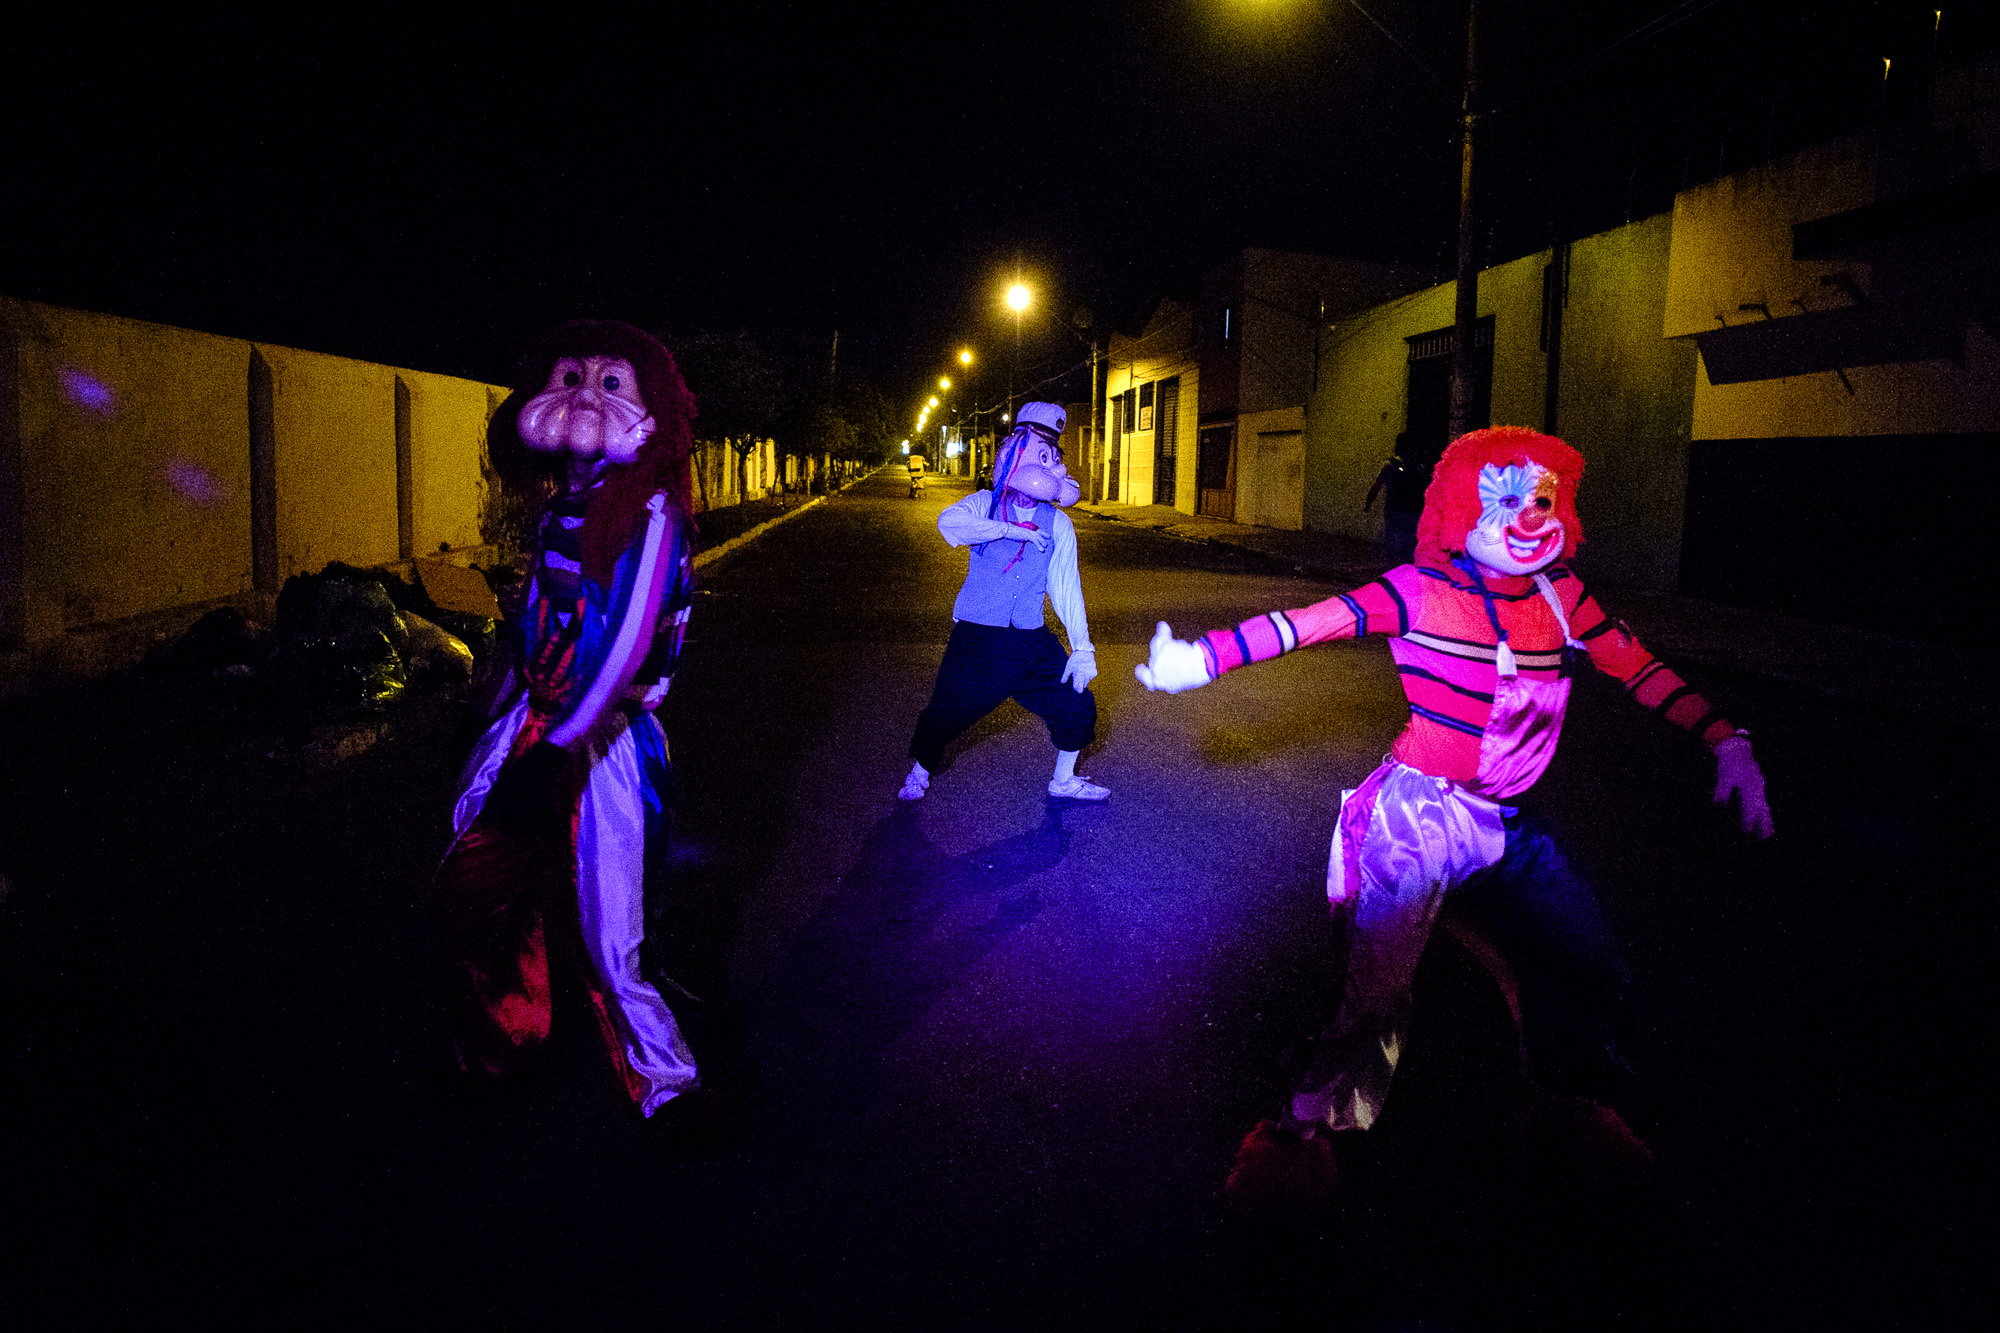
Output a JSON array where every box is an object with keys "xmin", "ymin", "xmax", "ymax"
[{"xmin": 752, "ymin": 801, "xmax": 1075, "ymax": 1142}]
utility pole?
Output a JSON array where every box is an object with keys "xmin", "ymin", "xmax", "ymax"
[
  {"xmin": 1447, "ymin": 0, "xmax": 1482, "ymax": 444},
  {"xmin": 1089, "ymin": 337, "xmax": 1102, "ymax": 503}
]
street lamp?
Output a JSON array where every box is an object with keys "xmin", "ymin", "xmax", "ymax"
[{"xmin": 957, "ymin": 349, "xmax": 977, "ymax": 475}]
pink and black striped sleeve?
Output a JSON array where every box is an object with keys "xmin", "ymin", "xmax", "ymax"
[
  {"xmin": 1569, "ymin": 591, "xmax": 1739, "ymax": 748},
  {"xmin": 1196, "ymin": 576, "xmax": 1411, "ymax": 677}
]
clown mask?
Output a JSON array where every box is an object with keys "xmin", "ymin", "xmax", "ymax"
[
  {"xmin": 517, "ymin": 355, "xmax": 658, "ymax": 466},
  {"xmin": 997, "ymin": 432, "xmax": 1081, "ymax": 508},
  {"xmin": 1463, "ymin": 461, "xmax": 1565, "ymax": 576}
]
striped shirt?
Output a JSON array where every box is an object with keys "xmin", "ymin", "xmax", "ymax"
[{"xmin": 1198, "ymin": 563, "xmax": 1737, "ymax": 784}]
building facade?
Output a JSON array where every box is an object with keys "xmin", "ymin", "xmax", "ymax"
[{"xmin": 1298, "ymin": 51, "xmax": 1996, "ymax": 634}]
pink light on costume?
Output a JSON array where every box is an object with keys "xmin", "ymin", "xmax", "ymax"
[{"xmin": 59, "ymin": 368, "xmax": 114, "ymax": 414}]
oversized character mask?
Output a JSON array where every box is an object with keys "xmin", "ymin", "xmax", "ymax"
[
  {"xmin": 517, "ymin": 355, "xmax": 658, "ymax": 471},
  {"xmin": 1414, "ymin": 426, "xmax": 1585, "ymax": 577},
  {"xmin": 489, "ymin": 320, "xmax": 697, "ymax": 585},
  {"xmin": 990, "ymin": 401, "xmax": 1080, "ymax": 512}
]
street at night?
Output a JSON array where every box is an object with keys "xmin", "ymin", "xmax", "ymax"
[{"xmin": 2, "ymin": 468, "xmax": 1983, "ymax": 1327}]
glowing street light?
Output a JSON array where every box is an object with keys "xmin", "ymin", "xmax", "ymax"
[
  {"xmin": 1006, "ymin": 284, "xmax": 1030, "ymax": 312},
  {"xmin": 928, "ymin": 396, "xmax": 939, "ymax": 407},
  {"xmin": 957, "ymin": 348, "xmax": 979, "ymax": 477},
  {"xmin": 939, "ymin": 377, "xmax": 951, "ymax": 390}
]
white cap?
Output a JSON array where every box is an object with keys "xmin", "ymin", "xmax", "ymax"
[{"xmin": 1016, "ymin": 401, "xmax": 1066, "ymax": 442}]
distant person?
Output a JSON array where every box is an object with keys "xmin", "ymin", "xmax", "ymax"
[
  {"xmin": 907, "ymin": 452, "xmax": 928, "ymax": 498},
  {"xmin": 1365, "ymin": 432, "xmax": 1426, "ymax": 565},
  {"xmin": 899, "ymin": 402, "xmax": 1107, "ymax": 802}
]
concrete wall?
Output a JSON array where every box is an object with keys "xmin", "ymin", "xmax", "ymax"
[
  {"xmin": 1301, "ymin": 226, "xmax": 1698, "ymax": 591},
  {"xmin": 0, "ymin": 295, "xmax": 503, "ymax": 648},
  {"xmin": 262, "ymin": 344, "xmax": 403, "ymax": 577},
  {"xmin": 1302, "ymin": 251, "xmax": 1549, "ymax": 543},
  {"xmin": 1558, "ymin": 215, "xmax": 1700, "ymax": 590},
  {"xmin": 406, "ymin": 370, "xmax": 500, "ymax": 558},
  {"xmin": 1236, "ymin": 405, "xmax": 1305, "ymax": 530},
  {"xmin": 1667, "ymin": 134, "xmax": 2000, "ymax": 440},
  {"xmin": 691, "ymin": 436, "xmax": 778, "ymax": 511},
  {"xmin": 1102, "ymin": 301, "xmax": 1200, "ymax": 513},
  {"xmin": 1303, "ymin": 282, "xmax": 1443, "ymax": 542},
  {"xmin": 3, "ymin": 300, "xmax": 258, "ymax": 642}
]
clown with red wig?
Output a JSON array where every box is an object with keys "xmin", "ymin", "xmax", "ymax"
[{"xmin": 1138, "ymin": 426, "xmax": 1773, "ymax": 1137}]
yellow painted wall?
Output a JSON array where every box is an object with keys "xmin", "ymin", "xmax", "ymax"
[
  {"xmin": 1104, "ymin": 303, "xmax": 1199, "ymax": 512},
  {"xmin": 1665, "ymin": 133, "xmax": 2000, "ymax": 439},
  {"xmin": 3, "ymin": 298, "xmax": 254, "ymax": 635},
  {"xmin": 403, "ymin": 369, "xmax": 495, "ymax": 557},
  {"xmin": 1691, "ymin": 330, "xmax": 2000, "ymax": 438},
  {"xmin": 262, "ymin": 344, "xmax": 400, "ymax": 576},
  {"xmin": 1237, "ymin": 405, "xmax": 1305, "ymax": 529},
  {"xmin": 1559, "ymin": 215, "xmax": 1700, "ymax": 590},
  {"xmin": 1, "ymin": 296, "xmax": 505, "ymax": 647},
  {"xmin": 1663, "ymin": 138, "xmax": 1876, "ymax": 342},
  {"xmin": 1303, "ymin": 229, "xmax": 1698, "ymax": 591}
]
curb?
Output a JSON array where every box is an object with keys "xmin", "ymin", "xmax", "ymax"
[
  {"xmin": 695, "ymin": 498, "xmax": 824, "ymax": 570},
  {"xmin": 693, "ymin": 466, "xmax": 885, "ymax": 571}
]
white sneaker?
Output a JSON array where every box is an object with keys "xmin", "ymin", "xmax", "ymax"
[
  {"xmin": 897, "ymin": 771, "xmax": 930, "ymax": 801},
  {"xmin": 1047, "ymin": 775, "xmax": 1109, "ymax": 800}
]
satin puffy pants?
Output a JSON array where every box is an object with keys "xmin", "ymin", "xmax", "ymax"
[
  {"xmin": 451, "ymin": 696, "xmax": 699, "ymax": 1116},
  {"xmin": 1295, "ymin": 762, "xmax": 1631, "ymax": 1132}
]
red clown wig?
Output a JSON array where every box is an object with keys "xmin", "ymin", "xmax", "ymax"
[
  {"xmin": 1413, "ymin": 425, "xmax": 1586, "ymax": 570},
  {"xmin": 489, "ymin": 319, "xmax": 699, "ymax": 585}
]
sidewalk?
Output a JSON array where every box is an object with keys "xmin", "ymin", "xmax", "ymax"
[{"xmin": 1077, "ymin": 502, "xmax": 1992, "ymax": 733}]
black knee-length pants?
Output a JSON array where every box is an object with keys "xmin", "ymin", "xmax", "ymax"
[{"xmin": 909, "ymin": 622, "xmax": 1096, "ymax": 771}]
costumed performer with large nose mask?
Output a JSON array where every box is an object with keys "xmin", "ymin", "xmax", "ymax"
[
  {"xmin": 433, "ymin": 320, "xmax": 707, "ymax": 1129},
  {"xmin": 899, "ymin": 401, "xmax": 1107, "ymax": 802},
  {"xmin": 1135, "ymin": 426, "xmax": 1774, "ymax": 1145}
]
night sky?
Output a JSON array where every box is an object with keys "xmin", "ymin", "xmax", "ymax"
[{"xmin": 6, "ymin": 2, "xmax": 1993, "ymax": 415}]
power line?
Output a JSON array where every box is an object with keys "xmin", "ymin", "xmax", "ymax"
[{"xmin": 1491, "ymin": 0, "xmax": 1732, "ymax": 115}]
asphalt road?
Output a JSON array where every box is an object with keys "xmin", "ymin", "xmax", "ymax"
[{"xmin": 1, "ymin": 467, "xmax": 1985, "ymax": 1328}]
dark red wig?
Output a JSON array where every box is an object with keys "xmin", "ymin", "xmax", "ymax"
[
  {"xmin": 1413, "ymin": 426, "xmax": 1586, "ymax": 570},
  {"xmin": 488, "ymin": 320, "xmax": 698, "ymax": 585}
]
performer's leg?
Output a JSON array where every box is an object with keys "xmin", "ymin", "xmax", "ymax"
[
  {"xmin": 1448, "ymin": 806, "xmax": 1633, "ymax": 1099},
  {"xmin": 1293, "ymin": 769, "xmax": 1506, "ymax": 1131},
  {"xmin": 1292, "ymin": 861, "xmax": 1442, "ymax": 1132},
  {"xmin": 1009, "ymin": 630, "xmax": 1103, "ymax": 796},
  {"xmin": 576, "ymin": 715, "xmax": 700, "ymax": 1117},
  {"xmin": 433, "ymin": 696, "xmax": 558, "ymax": 1079},
  {"xmin": 907, "ymin": 622, "xmax": 1017, "ymax": 775}
]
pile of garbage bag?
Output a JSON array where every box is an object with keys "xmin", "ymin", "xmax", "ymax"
[{"xmin": 158, "ymin": 561, "xmax": 505, "ymax": 715}]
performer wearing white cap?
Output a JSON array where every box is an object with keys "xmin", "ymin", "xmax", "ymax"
[{"xmin": 899, "ymin": 402, "xmax": 1107, "ymax": 801}]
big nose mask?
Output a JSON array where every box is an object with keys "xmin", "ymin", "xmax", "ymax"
[
  {"xmin": 518, "ymin": 384, "xmax": 655, "ymax": 457},
  {"xmin": 999, "ymin": 433, "xmax": 1078, "ymax": 507}
]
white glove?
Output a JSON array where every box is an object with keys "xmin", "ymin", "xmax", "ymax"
[
  {"xmin": 1133, "ymin": 621, "xmax": 1213, "ymax": 694},
  {"xmin": 1713, "ymin": 735, "xmax": 1774, "ymax": 839},
  {"xmin": 1061, "ymin": 649, "xmax": 1098, "ymax": 694},
  {"xmin": 1013, "ymin": 523, "xmax": 1052, "ymax": 552}
]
